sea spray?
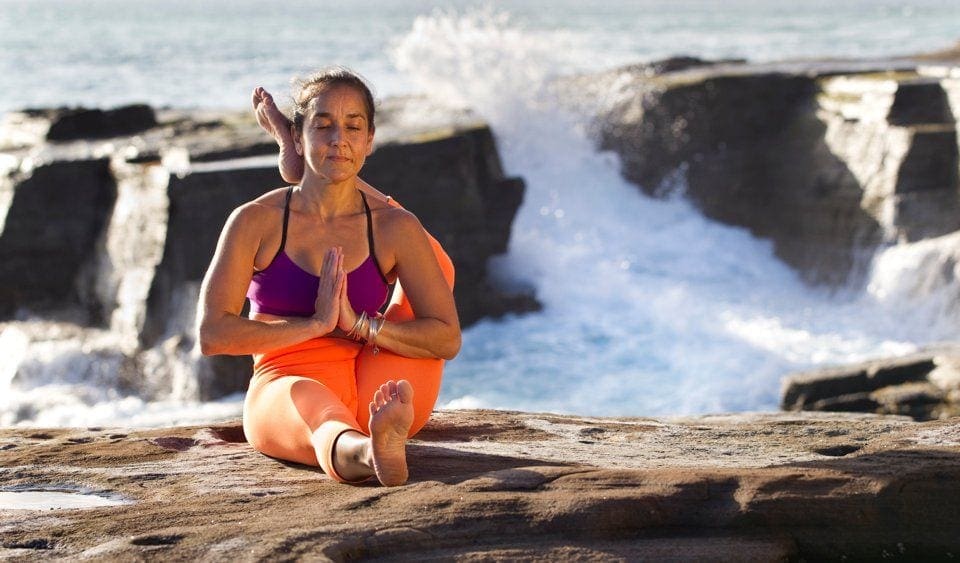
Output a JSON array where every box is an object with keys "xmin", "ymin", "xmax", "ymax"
[
  {"xmin": 393, "ymin": 9, "xmax": 953, "ymax": 416},
  {"xmin": 866, "ymin": 233, "xmax": 960, "ymax": 335}
]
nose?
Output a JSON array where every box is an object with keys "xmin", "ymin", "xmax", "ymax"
[{"xmin": 329, "ymin": 125, "xmax": 344, "ymax": 145}]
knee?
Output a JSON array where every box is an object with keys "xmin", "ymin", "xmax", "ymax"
[{"xmin": 242, "ymin": 417, "xmax": 269, "ymax": 454}]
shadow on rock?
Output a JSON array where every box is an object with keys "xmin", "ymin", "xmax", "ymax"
[{"xmin": 407, "ymin": 443, "xmax": 571, "ymax": 485}]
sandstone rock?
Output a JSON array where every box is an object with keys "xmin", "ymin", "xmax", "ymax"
[
  {"xmin": 0, "ymin": 105, "xmax": 157, "ymax": 147},
  {"xmin": 594, "ymin": 60, "xmax": 960, "ymax": 284},
  {"xmin": 616, "ymin": 55, "xmax": 745, "ymax": 77},
  {"xmin": 0, "ymin": 410, "xmax": 957, "ymax": 560},
  {"xmin": 886, "ymin": 77, "xmax": 954, "ymax": 125},
  {"xmin": 0, "ymin": 157, "xmax": 115, "ymax": 316},
  {"xmin": 782, "ymin": 347, "xmax": 960, "ymax": 420},
  {"xmin": 871, "ymin": 381, "xmax": 946, "ymax": 419}
]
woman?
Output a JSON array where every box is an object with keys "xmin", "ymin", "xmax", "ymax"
[{"xmin": 197, "ymin": 67, "xmax": 461, "ymax": 486}]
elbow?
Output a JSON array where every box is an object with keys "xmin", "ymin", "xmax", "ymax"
[
  {"xmin": 439, "ymin": 329, "xmax": 462, "ymax": 360},
  {"xmin": 197, "ymin": 322, "xmax": 224, "ymax": 356},
  {"xmin": 199, "ymin": 339, "xmax": 218, "ymax": 357},
  {"xmin": 198, "ymin": 337, "xmax": 218, "ymax": 357}
]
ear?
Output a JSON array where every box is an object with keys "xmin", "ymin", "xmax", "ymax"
[
  {"xmin": 292, "ymin": 124, "xmax": 303, "ymax": 156},
  {"xmin": 365, "ymin": 130, "xmax": 375, "ymax": 156}
]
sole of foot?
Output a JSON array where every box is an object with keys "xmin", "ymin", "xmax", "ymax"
[{"xmin": 368, "ymin": 380, "xmax": 414, "ymax": 486}]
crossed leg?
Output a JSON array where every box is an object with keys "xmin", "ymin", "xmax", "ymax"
[
  {"xmin": 243, "ymin": 373, "xmax": 414, "ymax": 486},
  {"xmin": 355, "ymin": 357, "xmax": 442, "ymax": 436},
  {"xmin": 252, "ymin": 86, "xmax": 304, "ymax": 185}
]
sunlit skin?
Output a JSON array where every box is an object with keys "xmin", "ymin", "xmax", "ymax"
[
  {"xmin": 294, "ymin": 87, "xmax": 373, "ymax": 187},
  {"xmin": 199, "ymin": 83, "xmax": 461, "ymax": 485},
  {"xmin": 253, "ymin": 85, "xmax": 388, "ymax": 197}
]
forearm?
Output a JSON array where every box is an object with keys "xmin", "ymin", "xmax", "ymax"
[
  {"xmin": 358, "ymin": 316, "xmax": 461, "ymax": 360},
  {"xmin": 198, "ymin": 312, "xmax": 326, "ymax": 356}
]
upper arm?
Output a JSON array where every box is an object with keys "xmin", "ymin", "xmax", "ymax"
[
  {"xmin": 389, "ymin": 211, "xmax": 459, "ymax": 329},
  {"xmin": 198, "ymin": 205, "xmax": 263, "ymax": 323}
]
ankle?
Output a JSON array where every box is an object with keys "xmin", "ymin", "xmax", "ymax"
[{"xmin": 330, "ymin": 431, "xmax": 374, "ymax": 482}]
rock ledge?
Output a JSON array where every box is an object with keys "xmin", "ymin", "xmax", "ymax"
[{"xmin": 1, "ymin": 409, "xmax": 958, "ymax": 560}]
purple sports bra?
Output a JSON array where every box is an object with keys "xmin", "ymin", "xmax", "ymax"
[{"xmin": 246, "ymin": 188, "xmax": 390, "ymax": 318}]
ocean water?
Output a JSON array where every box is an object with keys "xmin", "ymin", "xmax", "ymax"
[{"xmin": 2, "ymin": 0, "xmax": 960, "ymax": 426}]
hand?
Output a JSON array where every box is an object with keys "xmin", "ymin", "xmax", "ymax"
[
  {"xmin": 337, "ymin": 263, "xmax": 359, "ymax": 334},
  {"xmin": 313, "ymin": 246, "xmax": 345, "ymax": 335}
]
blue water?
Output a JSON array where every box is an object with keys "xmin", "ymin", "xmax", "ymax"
[
  {"xmin": 2, "ymin": 0, "xmax": 957, "ymax": 112},
  {"xmin": 1, "ymin": 0, "xmax": 959, "ymax": 425}
]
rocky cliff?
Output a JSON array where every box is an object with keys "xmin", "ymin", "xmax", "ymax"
[
  {"xmin": 0, "ymin": 99, "xmax": 530, "ymax": 406},
  {"xmin": 592, "ymin": 57, "xmax": 960, "ymax": 286},
  {"xmin": 1, "ymin": 410, "xmax": 958, "ymax": 560},
  {"xmin": 574, "ymin": 55, "xmax": 960, "ymax": 422}
]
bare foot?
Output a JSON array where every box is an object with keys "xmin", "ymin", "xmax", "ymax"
[
  {"xmin": 252, "ymin": 86, "xmax": 304, "ymax": 184},
  {"xmin": 252, "ymin": 86, "xmax": 290, "ymax": 140},
  {"xmin": 368, "ymin": 380, "xmax": 414, "ymax": 486}
]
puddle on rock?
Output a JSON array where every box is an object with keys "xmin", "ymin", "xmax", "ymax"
[{"xmin": 0, "ymin": 488, "xmax": 132, "ymax": 510}]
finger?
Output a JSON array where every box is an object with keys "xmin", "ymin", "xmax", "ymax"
[
  {"xmin": 324, "ymin": 246, "xmax": 337, "ymax": 267},
  {"xmin": 320, "ymin": 247, "xmax": 332, "ymax": 276},
  {"xmin": 338, "ymin": 267, "xmax": 348, "ymax": 302},
  {"xmin": 321, "ymin": 247, "xmax": 339, "ymax": 285},
  {"xmin": 337, "ymin": 267, "xmax": 346, "ymax": 296},
  {"xmin": 328, "ymin": 248, "xmax": 343, "ymax": 290}
]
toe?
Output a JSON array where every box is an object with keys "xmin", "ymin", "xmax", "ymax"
[
  {"xmin": 373, "ymin": 389, "xmax": 386, "ymax": 409},
  {"xmin": 397, "ymin": 380, "xmax": 414, "ymax": 403}
]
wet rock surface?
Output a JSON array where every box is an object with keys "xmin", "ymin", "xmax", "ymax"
[{"xmin": 1, "ymin": 410, "xmax": 958, "ymax": 560}]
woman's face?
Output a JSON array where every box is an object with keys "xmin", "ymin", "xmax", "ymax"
[{"xmin": 294, "ymin": 84, "xmax": 375, "ymax": 184}]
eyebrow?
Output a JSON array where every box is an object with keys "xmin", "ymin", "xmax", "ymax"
[{"xmin": 311, "ymin": 112, "xmax": 366, "ymax": 121}]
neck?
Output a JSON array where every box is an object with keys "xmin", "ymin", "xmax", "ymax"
[{"xmin": 295, "ymin": 175, "xmax": 361, "ymax": 221}]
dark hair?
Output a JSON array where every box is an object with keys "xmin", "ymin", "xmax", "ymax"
[{"xmin": 291, "ymin": 66, "xmax": 376, "ymax": 133}]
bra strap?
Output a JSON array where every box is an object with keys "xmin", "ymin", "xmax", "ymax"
[
  {"xmin": 268, "ymin": 186, "xmax": 293, "ymax": 265},
  {"xmin": 360, "ymin": 192, "xmax": 389, "ymax": 285}
]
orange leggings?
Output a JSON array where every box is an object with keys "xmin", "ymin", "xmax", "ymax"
[
  {"xmin": 242, "ymin": 337, "xmax": 442, "ymax": 482},
  {"xmin": 244, "ymin": 221, "xmax": 453, "ymax": 482}
]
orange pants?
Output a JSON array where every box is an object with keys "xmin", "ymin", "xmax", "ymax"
[{"xmin": 242, "ymin": 336, "xmax": 442, "ymax": 482}]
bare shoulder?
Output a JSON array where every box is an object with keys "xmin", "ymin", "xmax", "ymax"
[
  {"xmin": 371, "ymin": 202, "xmax": 424, "ymax": 240},
  {"xmin": 228, "ymin": 187, "xmax": 288, "ymax": 230},
  {"xmin": 249, "ymin": 186, "xmax": 290, "ymax": 214}
]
